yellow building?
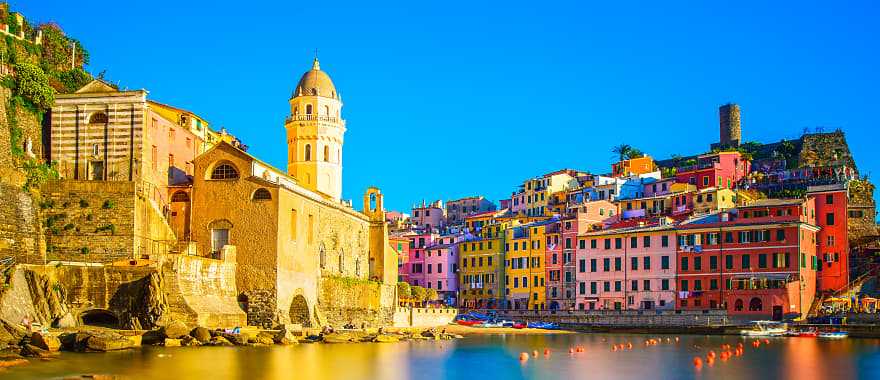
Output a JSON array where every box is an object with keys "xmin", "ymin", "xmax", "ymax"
[
  {"xmin": 505, "ymin": 220, "xmax": 549, "ymax": 310},
  {"xmin": 692, "ymin": 187, "xmax": 738, "ymax": 214},
  {"xmin": 518, "ymin": 169, "xmax": 580, "ymax": 217},
  {"xmin": 458, "ymin": 237, "xmax": 504, "ymax": 309}
]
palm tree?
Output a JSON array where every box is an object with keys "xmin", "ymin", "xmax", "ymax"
[
  {"xmin": 628, "ymin": 148, "xmax": 644, "ymax": 159},
  {"xmin": 612, "ymin": 144, "xmax": 633, "ymax": 162}
]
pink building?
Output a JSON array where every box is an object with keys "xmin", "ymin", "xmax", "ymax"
[
  {"xmin": 412, "ymin": 200, "xmax": 446, "ymax": 232},
  {"xmin": 400, "ymin": 233, "xmax": 438, "ymax": 288},
  {"xmin": 674, "ymin": 151, "xmax": 750, "ymax": 190},
  {"xmin": 424, "ymin": 234, "xmax": 463, "ymax": 305},
  {"xmin": 576, "ymin": 224, "xmax": 677, "ymax": 310}
]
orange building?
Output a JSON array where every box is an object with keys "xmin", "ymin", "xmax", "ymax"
[{"xmin": 612, "ymin": 156, "xmax": 657, "ymax": 177}]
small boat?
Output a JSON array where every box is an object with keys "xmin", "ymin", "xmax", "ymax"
[
  {"xmin": 527, "ymin": 321, "xmax": 561, "ymax": 330},
  {"xmin": 512, "ymin": 322, "xmax": 527, "ymax": 329},
  {"xmin": 818, "ymin": 331, "xmax": 849, "ymax": 339},
  {"xmin": 478, "ymin": 321, "xmax": 505, "ymax": 328},
  {"xmin": 456, "ymin": 319, "xmax": 483, "ymax": 327},
  {"xmin": 796, "ymin": 330, "xmax": 819, "ymax": 338},
  {"xmin": 740, "ymin": 321, "xmax": 788, "ymax": 337}
]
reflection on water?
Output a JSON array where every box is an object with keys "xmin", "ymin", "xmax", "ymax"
[{"xmin": 3, "ymin": 334, "xmax": 880, "ymax": 380}]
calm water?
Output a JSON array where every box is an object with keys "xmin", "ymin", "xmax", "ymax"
[{"xmin": 3, "ymin": 334, "xmax": 880, "ymax": 379}]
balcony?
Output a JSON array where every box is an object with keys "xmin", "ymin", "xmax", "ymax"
[
  {"xmin": 285, "ymin": 114, "xmax": 345, "ymax": 125},
  {"xmin": 677, "ymin": 161, "xmax": 721, "ymax": 173}
]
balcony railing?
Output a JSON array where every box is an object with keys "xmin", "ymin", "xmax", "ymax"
[{"xmin": 285, "ymin": 114, "xmax": 344, "ymax": 124}]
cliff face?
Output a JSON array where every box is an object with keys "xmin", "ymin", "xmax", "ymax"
[{"xmin": 799, "ymin": 131, "xmax": 858, "ymax": 173}]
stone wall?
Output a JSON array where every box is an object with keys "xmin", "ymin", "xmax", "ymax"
[
  {"xmin": 39, "ymin": 180, "xmax": 176, "ymax": 263},
  {"xmin": 40, "ymin": 180, "xmax": 138, "ymax": 262},
  {"xmin": 392, "ymin": 307, "xmax": 457, "ymax": 328},
  {"xmin": 317, "ymin": 276, "xmax": 395, "ymax": 328},
  {"xmin": 0, "ymin": 182, "xmax": 44, "ymax": 264}
]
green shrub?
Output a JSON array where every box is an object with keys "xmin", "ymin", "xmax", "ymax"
[
  {"xmin": 102, "ymin": 199, "xmax": 115, "ymax": 209},
  {"xmin": 12, "ymin": 63, "xmax": 55, "ymax": 110},
  {"xmin": 80, "ymin": 247, "xmax": 89, "ymax": 255}
]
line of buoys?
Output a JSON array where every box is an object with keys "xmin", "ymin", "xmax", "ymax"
[{"xmin": 576, "ymin": 346, "xmax": 585, "ymax": 353}]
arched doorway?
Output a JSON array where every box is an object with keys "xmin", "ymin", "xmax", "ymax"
[
  {"xmin": 289, "ymin": 294, "xmax": 311, "ymax": 327},
  {"xmin": 749, "ymin": 297, "xmax": 763, "ymax": 312},
  {"xmin": 734, "ymin": 299, "xmax": 744, "ymax": 311},
  {"xmin": 80, "ymin": 309, "xmax": 119, "ymax": 328}
]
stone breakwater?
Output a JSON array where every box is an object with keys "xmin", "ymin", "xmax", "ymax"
[{"xmin": 0, "ymin": 319, "xmax": 463, "ymax": 369}]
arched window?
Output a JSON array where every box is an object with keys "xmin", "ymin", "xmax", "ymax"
[
  {"xmin": 324, "ymin": 105, "xmax": 330, "ymax": 115},
  {"xmin": 89, "ymin": 112, "xmax": 108, "ymax": 124},
  {"xmin": 306, "ymin": 104, "xmax": 313, "ymax": 115},
  {"xmin": 293, "ymin": 106, "xmax": 299, "ymax": 115},
  {"xmin": 305, "ymin": 144, "xmax": 312, "ymax": 161},
  {"xmin": 210, "ymin": 163, "xmax": 239, "ymax": 180},
  {"xmin": 319, "ymin": 244, "xmax": 327, "ymax": 269},
  {"xmin": 749, "ymin": 297, "xmax": 763, "ymax": 311},
  {"xmin": 355, "ymin": 257, "xmax": 361, "ymax": 276},
  {"xmin": 252, "ymin": 188, "xmax": 272, "ymax": 201},
  {"xmin": 323, "ymin": 145, "xmax": 329, "ymax": 162},
  {"xmin": 734, "ymin": 299, "xmax": 744, "ymax": 311},
  {"xmin": 171, "ymin": 191, "xmax": 190, "ymax": 202}
]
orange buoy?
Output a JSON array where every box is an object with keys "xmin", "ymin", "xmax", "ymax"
[
  {"xmin": 693, "ymin": 357, "xmax": 703, "ymax": 368},
  {"xmin": 707, "ymin": 350, "xmax": 716, "ymax": 359},
  {"xmin": 675, "ymin": 337, "xmax": 680, "ymax": 342},
  {"xmin": 569, "ymin": 348, "xmax": 575, "ymax": 354},
  {"xmin": 627, "ymin": 342, "xmax": 633, "ymax": 350},
  {"xmin": 612, "ymin": 345, "xmax": 618, "ymax": 352},
  {"xmin": 520, "ymin": 352, "xmax": 529, "ymax": 361},
  {"xmin": 544, "ymin": 349, "xmax": 551, "ymax": 356},
  {"xmin": 706, "ymin": 356, "xmax": 715, "ymax": 366},
  {"xmin": 532, "ymin": 350, "xmax": 539, "ymax": 357},
  {"xmin": 763, "ymin": 339, "xmax": 770, "ymax": 345}
]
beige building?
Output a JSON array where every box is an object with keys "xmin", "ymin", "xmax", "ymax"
[{"xmin": 189, "ymin": 60, "xmax": 397, "ymax": 328}]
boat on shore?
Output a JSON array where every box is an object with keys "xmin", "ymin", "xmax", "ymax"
[
  {"xmin": 740, "ymin": 321, "xmax": 788, "ymax": 337},
  {"xmin": 527, "ymin": 321, "xmax": 561, "ymax": 330},
  {"xmin": 818, "ymin": 331, "xmax": 849, "ymax": 339}
]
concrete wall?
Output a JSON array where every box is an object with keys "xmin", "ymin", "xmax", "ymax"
[
  {"xmin": 161, "ymin": 250, "xmax": 246, "ymax": 328},
  {"xmin": 392, "ymin": 307, "xmax": 457, "ymax": 328}
]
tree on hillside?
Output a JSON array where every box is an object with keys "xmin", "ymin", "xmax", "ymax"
[{"xmin": 13, "ymin": 63, "xmax": 55, "ymax": 110}]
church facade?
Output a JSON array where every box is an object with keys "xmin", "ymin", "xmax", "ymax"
[{"xmin": 190, "ymin": 59, "xmax": 397, "ymax": 327}]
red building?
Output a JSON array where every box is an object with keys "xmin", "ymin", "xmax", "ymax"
[
  {"xmin": 675, "ymin": 151, "xmax": 750, "ymax": 190},
  {"xmin": 675, "ymin": 198, "xmax": 819, "ymax": 320},
  {"xmin": 807, "ymin": 184, "xmax": 850, "ymax": 292}
]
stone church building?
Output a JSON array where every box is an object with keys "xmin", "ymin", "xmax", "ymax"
[{"xmin": 190, "ymin": 59, "xmax": 398, "ymax": 327}]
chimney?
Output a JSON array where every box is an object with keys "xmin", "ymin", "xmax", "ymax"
[{"xmin": 719, "ymin": 103, "xmax": 741, "ymax": 148}]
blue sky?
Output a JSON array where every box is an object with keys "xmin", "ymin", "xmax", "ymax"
[{"xmin": 21, "ymin": 1, "xmax": 880, "ymax": 212}]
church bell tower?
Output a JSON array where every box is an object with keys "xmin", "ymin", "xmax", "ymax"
[{"xmin": 285, "ymin": 58, "xmax": 345, "ymax": 200}]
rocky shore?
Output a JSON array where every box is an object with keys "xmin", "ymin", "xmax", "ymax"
[{"xmin": 0, "ymin": 319, "xmax": 466, "ymax": 371}]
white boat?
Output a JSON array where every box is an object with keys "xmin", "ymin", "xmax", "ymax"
[
  {"xmin": 740, "ymin": 321, "xmax": 788, "ymax": 336},
  {"xmin": 818, "ymin": 331, "xmax": 849, "ymax": 339}
]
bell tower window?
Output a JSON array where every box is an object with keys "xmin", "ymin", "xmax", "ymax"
[
  {"xmin": 306, "ymin": 104, "xmax": 313, "ymax": 115},
  {"xmin": 305, "ymin": 144, "xmax": 312, "ymax": 161},
  {"xmin": 324, "ymin": 146, "xmax": 330, "ymax": 162}
]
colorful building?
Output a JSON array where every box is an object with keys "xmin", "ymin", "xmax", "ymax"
[
  {"xmin": 424, "ymin": 234, "xmax": 463, "ymax": 305},
  {"xmin": 411, "ymin": 200, "xmax": 446, "ymax": 233},
  {"xmin": 612, "ymin": 156, "xmax": 658, "ymax": 177},
  {"xmin": 807, "ymin": 184, "xmax": 850, "ymax": 292},
  {"xmin": 673, "ymin": 151, "xmax": 750, "ymax": 190},
  {"xmin": 675, "ymin": 198, "xmax": 819, "ymax": 320},
  {"xmin": 577, "ymin": 224, "xmax": 678, "ymax": 310},
  {"xmin": 446, "ymin": 196, "xmax": 496, "ymax": 225},
  {"xmin": 399, "ymin": 233, "xmax": 438, "ymax": 288},
  {"xmin": 505, "ymin": 220, "xmax": 551, "ymax": 310},
  {"xmin": 459, "ymin": 237, "xmax": 505, "ymax": 309}
]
